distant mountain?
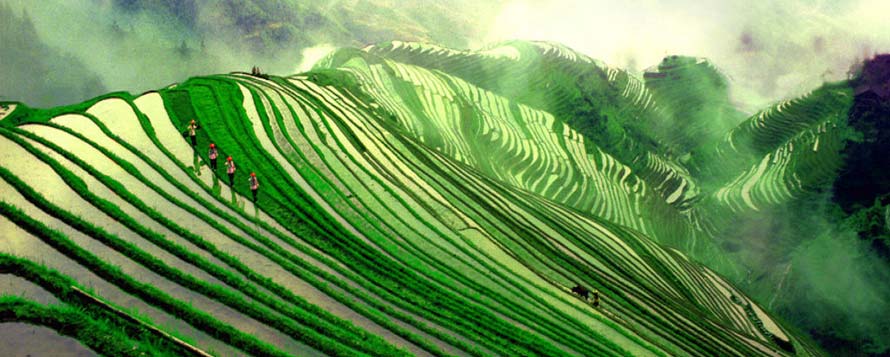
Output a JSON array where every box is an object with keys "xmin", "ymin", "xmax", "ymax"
[
  {"xmin": 108, "ymin": 0, "xmax": 492, "ymax": 52},
  {"xmin": 0, "ymin": 3, "xmax": 105, "ymax": 107},
  {"xmin": 2, "ymin": 40, "xmax": 889, "ymax": 356},
  {"xmin": 1, "ymin": 0, "xmax": 495, "ymax": 108}
]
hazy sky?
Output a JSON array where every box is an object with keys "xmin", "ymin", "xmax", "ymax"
[
  {"xmin": 480, "ymin": 0, "xmax": 890, "ymax": 110},
  {"xmin": 4, "ymin": 0, "xmax": 890, "ymax": 111}
]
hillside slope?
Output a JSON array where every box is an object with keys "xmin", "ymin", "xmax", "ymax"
[
  {"xmin": 0, "ymin": 43, "xmax": 828, "ymax": 356},
  {"xmin": 342, "ymin": 41, "xmax": 723, "ymax": 267}
]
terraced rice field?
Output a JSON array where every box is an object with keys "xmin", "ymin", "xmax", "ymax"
[
  {"xmin": 695, "ymin": 83, "xmax": 853, "ymax": 229},
  {"xmin": 0, "ymin": 41, "xmax": 840, "ymax": 356},
  {"xmin": 0, "ymin": 322, "xmax": 97, "ymax": 356},
  {"xmin": 353, "ymin": 41, "xmax": 855, "ymax": 274},
  {"xmin": 353, "ymin": 40, "xmax": 723, "ymax": 264}
]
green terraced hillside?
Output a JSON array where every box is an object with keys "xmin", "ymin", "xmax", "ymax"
[
  {"xmin": 0, "ymin": 41, "xmax": 849, "ymax": 356},
  {"xmin": 339, "ymin": 41, "xmax": 718, "ymax": 262},
  {"xmin": 338, "ymin": 41, "xmax": 869, "ymax": 288}
]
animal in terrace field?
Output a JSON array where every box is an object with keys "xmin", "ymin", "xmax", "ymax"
[{"xmin": 571, "ymin": 284, "xmax": 590, "ymax": 300}]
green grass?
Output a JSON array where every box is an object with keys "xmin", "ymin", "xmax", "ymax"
[
  {"xmin": 0, "ymin": 40, "xmax": 846, "ymax": 357},
  {"xmin": 163, "ymin": 76, "xmax": 580, "ymax": 357},
  {"xmin": 0, "ymin": 167, "xmax": 292, "ymax": 357},
  {"xmin": 0, "ymin": 254, "xmax": 194, "ymax": 356},
  {"xmin": 0, "ymin": 296, "xmax": 169, "ymax": 356},
  {"xmin": 246, "ymin": 76, "xmax": 651, "ymax": 356},
  {"xmin": 4, "ymin": 124, "xmax": 409, "ymax": 357}
]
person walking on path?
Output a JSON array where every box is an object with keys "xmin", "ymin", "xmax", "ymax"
[
  {"xmin": 208, "ymin": 143, "xmax": 219, "ymax": 170},
  {"xmin": 187, "ymin": 119, "xmax": 200, "ymax": 147},
  {"xmin": 249, "ymin": 172, "xmax": 259, "ymax": 202},
  {"xmin": 225, "ymin": 156, "xmax": 236, "ymax": 186}
]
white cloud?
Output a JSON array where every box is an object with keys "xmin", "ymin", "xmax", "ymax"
[
  {"xmin": 295, "ymin": 44, "xmax": 337, "ymax": 74},
  {"xmin": 482, "ymin": 0, "xmax": 890, "ymax": 110}
]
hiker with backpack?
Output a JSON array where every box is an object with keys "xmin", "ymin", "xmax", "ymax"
[
  {"xmin": 225, "ymin": 156, "xmax": 236, "ymax": 186},
  {"xmin": 208, "ymin": 143, "xmax": 219, "ymax": 170},
  {"xmin": 249, "ymin": 172, "xmax": 259, "ymax": 202}
]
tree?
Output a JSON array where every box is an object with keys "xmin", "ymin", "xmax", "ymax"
[{"xmin": 177, "ymin": 40, "xmax": 191, "ymax": 57}]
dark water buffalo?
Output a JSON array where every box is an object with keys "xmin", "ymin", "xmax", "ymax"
[{"xmin": 571, "ymin": 285, "xmax": 590, "ymax": 300}]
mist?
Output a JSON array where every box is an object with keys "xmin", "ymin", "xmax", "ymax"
[
  {"xmin": 1, "ymin": 0, "xmax": 239, "ymax": 107},
  {"xmin": 730, "ymin": 191, "xmax": 890, "ymax": 355},
  {"xmin": 0, "ymin": 0, "xmax": 499, "ymax": 107},
  {"xmin": 481, "ymin": 0, "xmax": 890, "ymax": 112},
  {"xmin": 5, "ymin": 0, "xmax": 889, "ymax": 111},
  {"xmin": 479, "ymin": 1, "xmax": 890, "ymax": 354},
  {"xmin": 787, "ymin": 229, "xmax": 890, "ymax": 354}
]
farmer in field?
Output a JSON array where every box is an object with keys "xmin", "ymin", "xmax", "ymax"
[
  {"xmin": 249, "ymin": 172, "xmax": 259, "ymax": 202},
  {"xmin": 593, "ymin": 290, "xmax": 600, "ymax": 308},
  {"xmin": 208, "ymin": 143, "xmax": 219, "ymax": 170},
  {"xmin": 225, "ymin": 156, "xmax": 236, "ymax": 186},
  {"xmin": 187, "ymin": 119, "xmax": 199, "ymax": 147}
]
